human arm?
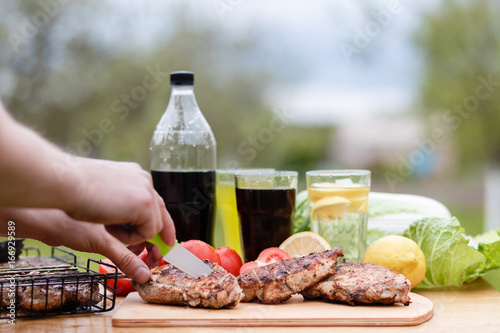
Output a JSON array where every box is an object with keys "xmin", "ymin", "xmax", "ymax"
[{"xmin": 0, "ymin": 103, "xmax": 175, "ymax": 246}]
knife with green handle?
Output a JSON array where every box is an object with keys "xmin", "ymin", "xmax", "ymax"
[{"xmin": 147, "ymin": 233, "xmax": 213, "ymax": 279}]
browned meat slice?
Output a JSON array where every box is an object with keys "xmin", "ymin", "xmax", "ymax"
[
  {"xmin": 1, "ymin": 279, "xmax": 101, "ymax": 312},
  {"xmin": 132, "ymin": 262, "xmax": 242, "ymax": 309},
  {"xmin": 302, "ymin": 261, "xmax": 411, "ymax": 305},
  {"xmin": 238, "ymin": 248, "xmax": 343, "ymax": 304},
  {"xmin": 18, "ymin": 281, "xmax": 101, "ymax": 311}
]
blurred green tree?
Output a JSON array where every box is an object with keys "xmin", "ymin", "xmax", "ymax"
[
  {"xmin": 0, "ymin": 1, "xmax": 331, "ymax": 173},
  {"xmin": 416, "ymin": 0, "xmax": 500, "ymax": 171}
]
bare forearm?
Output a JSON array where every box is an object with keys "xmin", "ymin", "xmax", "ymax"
[
  {"xmin": 0, "ymin": 207, "xmax": 65, "ymax": 242},
  {"xmin": 0, "ymin": 103, "xmax": 175, "ymax": 250},
  {"xmin": 0, "ymin": 105, "xmax": 78, "ymax": 211}
]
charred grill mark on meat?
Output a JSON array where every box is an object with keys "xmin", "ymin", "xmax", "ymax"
[
  {"xmin": 237, "ymin": 248, "xmax": 344, "ymax": 304},
  {"xmin": 132, "ymin": 261, "xmax": 243, "ymax": 309},
  {"xmin": 1, "ymin": 277, "xmax": 101, "ymax": 312},
  {"xmin": 18, "ymin": 282, "xmax": 100, "ymax": 312},
  {"xmin": 302, "ymin": 261, "xmax": 412, "ymax": 306}
]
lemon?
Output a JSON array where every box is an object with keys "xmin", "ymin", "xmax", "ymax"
[
  {"xmin": 279, "ymin": 232, "xmax": 331, "ymax": 257},
  {"xmin": 308, "ymin": 186, "xmax": 369, "ymax": 214},
  {"xmin": 310, "ymin": 196, "xmax": 350, "ymax": 220},
  {"xmin": 362, "ymin": 235, "xmax": 426, "ymax": 288}
]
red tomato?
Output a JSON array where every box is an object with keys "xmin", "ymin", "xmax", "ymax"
[
  {"xmin": 238, "ymin": 248, "xmax": 290, "ymax": 275},
  {"xmin": 99, "ymin": 259, "xmax": 136, "ymax": 296},
  {"xmin": 138, "ymin": 249, "xmax": 167, "ymax": 267},
  {"xmin": 215, "ymin": 247, "xmax": 242, "ymax": 276},
  {"xmin": 239, "ymin": 261, "xmax": 259, "ymax": 275},
  {"xmin": 257, "ymin": 247, "xmax": 290, "ymax": 264},
  {"xmin": 180, "ymin": 240, "xmax": 221, "ymax": 265},
  {"xmin": 138, "ymin": 250, "xmax": 147, "ymax": 262}
]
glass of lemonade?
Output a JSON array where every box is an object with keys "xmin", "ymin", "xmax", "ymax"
[
  {"xmin": 213, "ymin": 169, "xmax": 274, "ymax": 257},
  {"xmin": 306, "ymin": 170, "xmax": 371, "ymax": 262},
  {"xmin": 235, "ymin": 171, "xmax": 297, "ymax": 263}
]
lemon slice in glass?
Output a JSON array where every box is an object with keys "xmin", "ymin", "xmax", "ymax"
[
  {"xmin": 279, "ymin": 232, "xmax": 331, "ymax": 258},
  {"xmin": 311, "ymin": 196, "xmax": 350, "ymax": 220}
]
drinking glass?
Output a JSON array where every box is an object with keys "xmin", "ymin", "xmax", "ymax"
[
  {"xmin": 306, "ymin": 170, "xmax": 371, "ymax": 262},
  {"xmin": 235, "ymin": 171, "xmax": 297, "ymax": 263},
  {"xmin": 212, "ymin": 168, "xmax": 274, "ymax": 257}
]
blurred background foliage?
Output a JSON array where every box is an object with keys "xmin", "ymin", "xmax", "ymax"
[
  {"xmin": 416, "ymin": 0, "xmax": 500, "ymax": 172},
  {"xmin": 0, "ymin": 1, "xmax": 330, "ymax": 175}
]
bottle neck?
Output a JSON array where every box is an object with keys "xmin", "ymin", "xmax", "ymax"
[
  {"xmin": 151, "ymin": 84, "xmax": 216, "ymax": 171},
  {"xmin": 171, "ymin": 85, "xmax": 194, "ymax": 95},
  {"xmin": 167, "ymin": 85, "xmax": 198, "ymax": 114}
]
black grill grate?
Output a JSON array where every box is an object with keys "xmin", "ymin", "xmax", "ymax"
[{"xmin": 0, "ymin": 246, "xmax": 120, "ymax": 318}]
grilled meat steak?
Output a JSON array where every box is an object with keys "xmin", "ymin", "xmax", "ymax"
[
  {"xmin": 1, "ymin": 276, "xmax": 101, "ymax": 312},
  {"xmin": 302, "ymin": 261, "xmax": 411, "ymax": 305},
  {"xmin": 18, "ymin": 281, "xmax": 101, "ymax": 312},
  {"xmin": 132, "ymin": 262, "xmax": 242, "ymax": 309},
  {"xmin": 238, "ymin": 248, "xmax": 343, "ymax": 304}
]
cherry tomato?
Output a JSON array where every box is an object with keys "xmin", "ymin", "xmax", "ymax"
[
  {"xmin": 257, "ymin": 247, "xmax": 290, "ymax": 264},
  {"xmin": 99, "ymin": 259, "xmax": 136, "ymax": 296},
  {"xmin": 239, "ymin": 261, "xmax": 259, "ymax": 275},
  {"xmin": 180, "ymin": 240, "xmax": 222, "ymax": 265},
  {"xmin": 215, "ymin": 247, "xmax": 243, "ymax": 276},
  {"xmin": 238, "ymin": 248, "xmax": 291, "ymax": 275}
]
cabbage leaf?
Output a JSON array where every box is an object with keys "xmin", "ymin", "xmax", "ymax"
[
  {"xmin": 403, "ymin": 217, "xmax": 500, "ymax": 288},
  {"xmin": 473, "ymin": 229, "xmax": 500, "ymax": 277},
  {"xmin": 293, "ymin": 190, "xmax": 310, "ymax": 233}
]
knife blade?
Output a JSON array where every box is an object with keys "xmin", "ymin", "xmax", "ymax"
[
  {"xmin": 162, "ymin": 243, "xmax": 213, "ymax": 279},
  {"xmin": 122, "ymin": 226, "xmax": 213, "ymax": 278}
]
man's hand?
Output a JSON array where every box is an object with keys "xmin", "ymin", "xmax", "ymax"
[
  {"xmin": 0, "ymin": 208, "xmax": 165, "ymax": 283},
  {"xmin": 65, "ymin": 158, "xmax": 175, "ymax": 247}
]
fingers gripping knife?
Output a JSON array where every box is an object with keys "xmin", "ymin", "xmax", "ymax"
[
  {"xmin": 148, "ymin": 234, "xmax": 213, "ymax": 279},
  {"xmin": 119, "ymin": 225, "xmax": 214, "ymax": 279},
  {"xmin": 163, "ymin": 244, "xmax": 214, "ymax": 278}
]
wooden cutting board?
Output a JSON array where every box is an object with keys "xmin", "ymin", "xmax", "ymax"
[{"xmin": 112, "ymin": 292, "xmax": 433, "ymax": 327}]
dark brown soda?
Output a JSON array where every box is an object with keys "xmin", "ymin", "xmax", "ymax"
[
  {"xmin": 152, "ymin": 170, "xmax": 215, "ymax": 244},
  {"xmin": 236, "ymin": 187, "xmax": 295, "ymax": 263}
]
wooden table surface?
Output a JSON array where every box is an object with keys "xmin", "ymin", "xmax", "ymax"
[{"xmin": 3, "ymin": 278, "xmax": 500, "ymax": 333}]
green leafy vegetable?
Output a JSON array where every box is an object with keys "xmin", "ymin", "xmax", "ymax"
[
  {"xmin": 470, "ymin": 229, "xmax": 500, "ymax": 248},
  {"xmin": 403, "ymin": 217, "xmax": 500, "ymax": 288},
  {"xmin": 293, "ymin": 190, "xmax": 310, "ymax": 233},
  {"xmin": 292, "ymin": 191, "xmax": 500, "ymax": 288},
  {"xmin": 472, "ymin": 229, "xmax": 500, "ymax": 278}
]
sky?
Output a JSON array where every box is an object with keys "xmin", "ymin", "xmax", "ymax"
[{"xmin": 101, "ymin": 0, "xmax": 437, "ymax": 125}]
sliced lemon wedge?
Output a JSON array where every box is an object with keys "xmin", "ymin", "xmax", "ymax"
[
  {"xmin": 279, "ymin": 232, "xmax": 331, "ymax": 258},
  {"xmin": 311, "ymin": 196, "xmax": 350, "ymax": 220}
]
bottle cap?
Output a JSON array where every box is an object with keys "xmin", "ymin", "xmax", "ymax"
[{"xmin": 170, "ymin": 71, "xmax": 194, "ymax": 86}]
